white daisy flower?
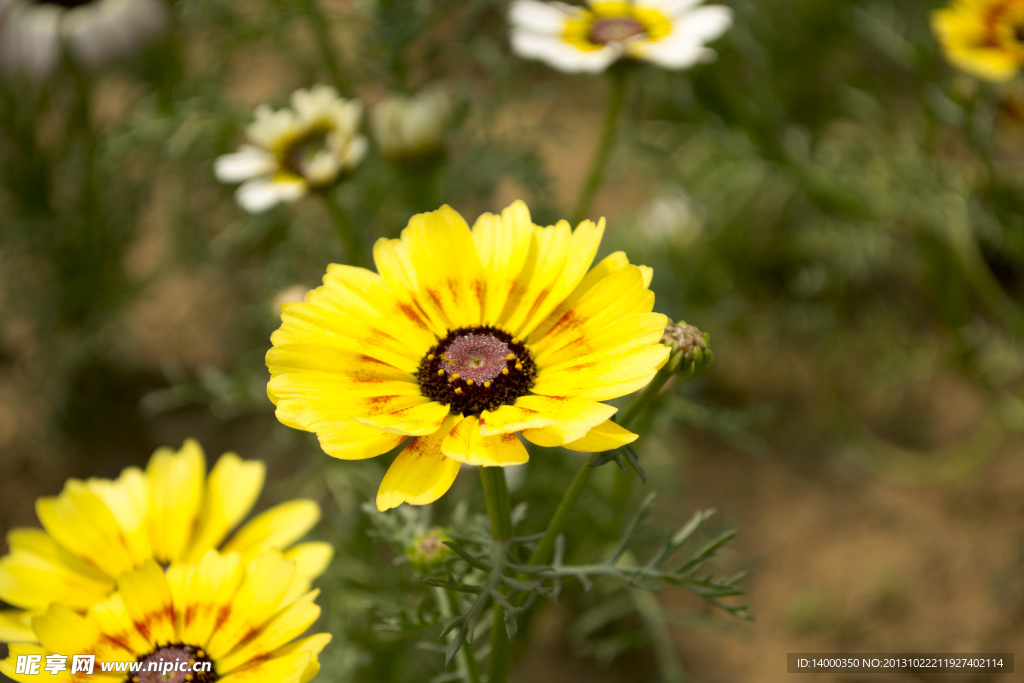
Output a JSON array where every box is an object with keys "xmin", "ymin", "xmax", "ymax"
[
  {"xmin": 509, "ymin": 0, "xmax": 733, "ymax": 73},
  {"xmin": 215, "ymin": 85, "xmax": 368, "ymax": 214},
  {"xmin": 0, "ymin": 0, "xmax": 168, "ymax": 81},
  {"xmin": 371, "ymin": 88, "xmax": 453, "ymax": 162}
]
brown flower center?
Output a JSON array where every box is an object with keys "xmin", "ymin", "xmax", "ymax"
[
  {"xmin": 588, "ymin": 17, "xmax": 647, "ymax": 45},
  {"xmin": 127, "ymin": 644, "xmax": 217, "ymax": 683},
  {"xmin": 417, "ymin": 326, "xmax": 537, "ymax": 416},
  {"xmin": 278, "ymin": 124, "xmax": 334, "ymax": 183}
]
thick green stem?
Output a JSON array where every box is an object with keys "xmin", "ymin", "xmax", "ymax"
[
  {"xmin": 571, "ymin": 67, "xmax": 630, "ymax": 225},
  {"xmin": 320, "ymin": 190, "xmax": 367, "ymax": 268},
  {"xmin": 527, "ymin": 365, "xmax": 673, "ymax": 567},
  {"xmin": 479, "ymin": 467, "xmax": 513, "ymax": 683},
  {"xmin": 301, "ymin": 0, "xmax": 350, "ymax": 95},
  {"xmin": 433, "ymin": 587, "xmax": 483, "ymax": 683}
]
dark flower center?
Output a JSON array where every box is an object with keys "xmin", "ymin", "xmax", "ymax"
[
  {"xmin": 588, "ymin": 17, "xmax": 647, "ymax": 45},
  {"xmin": 417, "ymin": 326, "xmax": 537, "ymax": 417},
  {"xmin": 279, "ymin": 124, "xmax": 334, "ymax": 183},
  {"xmin": 127, "ymin": 644, "xmax": 217, "ymax": 683}
]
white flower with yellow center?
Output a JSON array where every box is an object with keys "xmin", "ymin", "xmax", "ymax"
[
  {"xmin": 371, "ymin": 88, "xmax": 453, "ymax": 162},
  {"xmin": 509, "ymin": 0, "xmax": 732, "ymax": 73},
  {"xmin": 214, "ymin": 85, "xmax": 368, "ymax": 214},
  {"xmin": 0, "ymin": 0, "xmax": 168, "ymax": 81}
]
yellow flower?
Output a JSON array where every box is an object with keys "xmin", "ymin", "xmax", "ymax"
[
  {"xmin": 509, "ymin": 0, "xmax": 732, "ymax": 73},
  {"xmin": 267, "ymin": 201, "xmax": 670, "ymax": 511},
  {"xmin": 0, "ymin": 550, "xmax": 330, "ymax": 683},
  {"xmin": 933, "ymin": 0, "xmax": 1024, "ymax": 81},
  {"xmin": 0, "ymin": 440, "xmax": 331, "ymax": 645}
]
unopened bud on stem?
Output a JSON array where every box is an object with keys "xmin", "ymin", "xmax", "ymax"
[{"xmin": 662, "ymin": 321, "xmax": 713, "ymax": 378}]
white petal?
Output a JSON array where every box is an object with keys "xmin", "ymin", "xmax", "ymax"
[
  {"xmin": 236, "ymin": 178, "xmax": 307, "ymax": 213},
  {"xmin": 214, "ymin": 146, "xmax": 278, "ymax": 182},
  {"xmin": 509, "ymin": 0, "xmax": 576, "ymax": 34},
  {"xmin": 633, "ymin": 36, "xmax": 714, "ymax": 69},
  {"xmin": 246, "ymin": 107, "xmax": 298, "ymax": 150},
  {"xmin": 634, "ymin": 0, "xmax": 705, "ymax": 18},
  {"xmin": 1, "ymin": 4, "xmax": 61, "ymax": 80},
  {"xmin": 673, "ymin": 5, "xmax": 732, "ymax": 43},
  {"xmin": 511, "ymin": 31, "xmax": 621, "ymax": 73}
]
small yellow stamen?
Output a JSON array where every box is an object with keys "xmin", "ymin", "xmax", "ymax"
[
  {"xmin": 438, "ymin": 369, "xmax": 445, "ymax": 376},
  {"xmin": 186, "ymin": 675, "xmax": 194, "ymax": 682},
  {"xmin": 441, "ymin": 353, "xmax": 449, "ymax": 361},
  {"xmin": 501, "ymin": 368, "xmax": 509, "ymax": 375},
  {"xmin": 506, "ymin": 353, "xmax": 515, "ymax": 361},
  {"xmin": 427, "ymin": 354, "xmax": 435, "ymax": 360},
  {"xmin": 512, "ymin": 337, "xmax": 519, "ymax": 344},
  {"xmin": 484, "ymin": 381, "xmax": 491, "ymax": 388},
  {"xmin": 515, "ymin": 363, "xmax": 523, "ymax": 371},
  {"xmin": 197, "ymin": 651, "xmax": 205, "ymax": 658},
  {"xmin": 466, "ymin": 379, "xmax": 474, "ymax": 385},
  {"xmin": 452, "ymin": 373, "xmax": 460, "ymax": 380},
  {"xmin": 455, "ymin": 387, "xmax": 463, "ymax": 394}
]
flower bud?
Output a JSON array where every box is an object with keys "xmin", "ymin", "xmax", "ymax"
[
  {"xmin": 405, "ymin": 527, "xmax": 454, "ymax": 573},
  {"xmin": 371, "ymin": 88, "xmax": 452, "ymax": 163},
  {"xmin": 662, "ymin": 321, "xmax": 713, "ymax": 378}
]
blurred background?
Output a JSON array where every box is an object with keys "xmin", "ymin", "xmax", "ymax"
[{"xmin": 1, "ymin": 0, "xmax": 1023, "ymax": 681}]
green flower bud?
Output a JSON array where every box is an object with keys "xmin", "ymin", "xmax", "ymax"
[
  {"xmin": 662, "ymin": 321, "xmax": 713, "ymax": 378},
  {"xmin": 405, "ymin": 527, "xmax": 454, "ymax": 572}
]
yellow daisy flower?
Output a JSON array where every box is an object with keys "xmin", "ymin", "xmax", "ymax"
[
  {"xmin": 933, "ymin": 0, "xmax": 1024, "ymax": 81},
  {"xmin": 266, "ymin": 201, "xmax": 670, "ymax": 511},
  {"xmin": 0, "ymin": 440, "xmax": 331, "ymax": 645},
  {"xmin": 0, "ymin": 550, "xmax": 330, "ymax": 683}
]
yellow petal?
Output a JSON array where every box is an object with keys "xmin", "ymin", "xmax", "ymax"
[
  {"xmin": 477, "ymin": 402, "xmax": 556, "ymax": 436},
  {"xmin": 561, "ymin": 419, "xmax": 638, "ymax": 452},
  {"xmin": 0, "ymin": 609, "xmax": 34, "ymax": 643},
  {"xmin": 271, "ymin": 300, "xmax": 422, "ymax": 375},
  {"xmin": 221, "ymin": 500, "xmax": 320, "ymax": 559},
  {"xmin": 31, "ymin": 603, "xmax": 101, "ymax": 658},
  {"xmin": 268, "ymin": 374, "xmax": 425, "ymax": 422},
  {"xmin": 498, "ymin": 221, "xmax": 573, "ymax": 334},
  {"xmin": 302, "ymin": 418, "xmax": 407, "ymax": 461},
  {"xmin": 183, "ymin": 453, "xmax": 266, "ymax": 563},
  {"xmin": 471, "ymin": 200, "xmax": 535, "ymax": 325},
  {"xmin": 206, "ymin": 552, "xmax": 295, "ymax": 658},
  {"xmin": 531, "ymin": 345, "xmax": 670, "ymax": 401},
  {"xmin": 216, "ymin": 590, "xmax": 320, "ymax": 673},
  {"xmin": 280, "ymin": 542, "xmax": 333, "ymax": 604},
  {"xmin": 0, "ymin": 529, "xmax": 114, "ymax": 611},
  {"xmin": 441, "ymin": 416, "xmax": 529, "ymax": 466},
  {"xmin": 1, "ymin": 645, "xmax": 59, "ymax": 683},
  {"xmin": 373, "ymin": 235, "xmax": 449, "ymax": 337},
  {"xmin": 116, "ymin": 561, "xmax": 176, "ymax": 646},
  {"xmin": 535, "ymin": 312, "xmax": 668, "ymax": 369},
  {"xmin": 35, "ymin": 481, "xmax": 135, "ymax": 580},
  {"xmin": 146, "ymin": 439, "xmax": 206, "ymax": 564},
  {"xmin": 403, "ymin": 205, "xmax": 484, "ymax": 328},
  {"xmin": 217, "ymin": 648, "xmax": 312, "ymax": 683},
  {"xmin": 528, "ymin": 250, "xmax": 631, "ymax": 341},
  {"xmin": 527, "ymin": 265, "xmax": 655, "ymax": 358},
  {"xmin": 267, "ymin": 343, "xmax": 414, "ymax": 383},
  {"xmin": 376, "ymin": 415, "xmax": 462, "ymax": 511},
  {"xmin": 85, "ymin": 467, "xmax": 152, "ymax": 567},
  {"xmin": 510, "ymin": 394, "xmax": 616, "ymax": 443},
  {"xmin": 88, "ymin": 593, "xmax": 151, "ymax": 661},
  {"xmin": 354, "ymin": 401, "xmax": 450, "ymax": 435},
  {"xmin": 268, "ymin": 633, "xmax": 331, "ymax": 683},
  {"xmin": 171, "ymin": 551, "xmax": 244, "ymax": 649},
  {"xmin": 518, "ymin": 218, "xmax": 605, "ymax": 337}
]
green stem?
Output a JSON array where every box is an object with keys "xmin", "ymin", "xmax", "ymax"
[
  {"xmin": 320, "ymin": 190, "xmax": 367, "ymax": 268},
  {"xmin": 571, "ymin": 67, "xmax": 630, "ymax": 225},
  {"xmin": 527, "ymin": 365, "xmax": 674, "ymax": 567},
  {"xmin": 479, "ymin": 467, "xmax": 513, "ymax": 683},
  {"xmin": 433, "ymin": 587, "xmax": 484, "ymax": 683},
  {"xmin": 301, "ymin": 0, "xmax": 350, "ymax": 95}
]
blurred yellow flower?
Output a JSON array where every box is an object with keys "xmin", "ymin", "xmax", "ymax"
[
  {"xmin": 1, "ymin": 550, "xmax": 330, "ymax": 683},
  {"xmin": 0, "ymin": 440, "xmax": 331, "ymax": 645},
  {"xmin": 267, "ymin": 201, "xmax": 669, "ymax": 511},
  {"xmin": 509, "ymin": 0, "xmax": 732, "ymax": 73},
  {"xmin": 215, "ymin": 85, "xmax": 367, "ymax": 213},
  {"xmin": 933, "ymin": 0, "xmax": 1024, "ymax": 81}
]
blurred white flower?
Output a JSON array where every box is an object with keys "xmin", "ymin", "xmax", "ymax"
[
  {"xmin": 0, "ymin": 0, "xmax": 168, "ymax": 81},
  {"xmin": 371, "ymin": 88, "xmax": 453, "ymax": 162},
  {"xmin": 509, "ymin": 0, "xmax": 732, "ymax": 74},
  {"xmin": 638, "ymin": 187, "xmax": 703, "ymax": 246},
  {"xmin": 215, "ymin": 85, "xmax": 368, "ymax": 214}
]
